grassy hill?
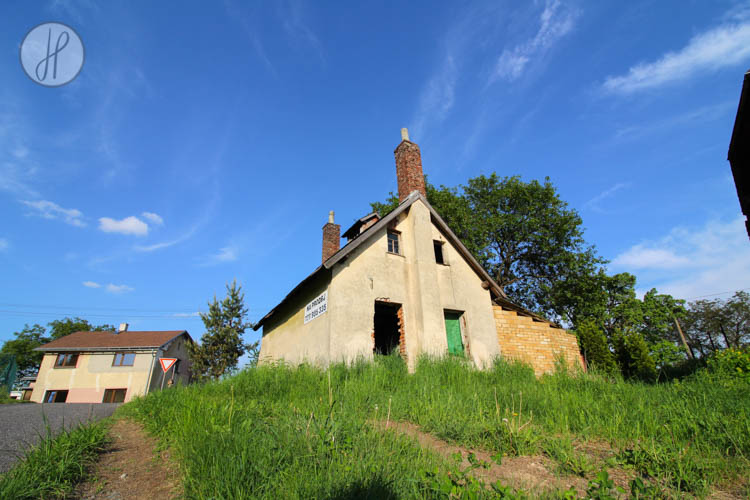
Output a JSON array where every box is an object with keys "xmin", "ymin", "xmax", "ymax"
[{"xmin": 121, "ymin": 355, "xmax": 749, "ymax": 499}]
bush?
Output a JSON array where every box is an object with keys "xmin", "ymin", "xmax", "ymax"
[{"xmin": 706, "ymin": 347, "xmax": 750, "ymax": 381}]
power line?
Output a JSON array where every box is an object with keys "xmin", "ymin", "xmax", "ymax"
[
  {"xmin": 0, "ymin": 309, "xmax": 205, "ymax": 320},
  {"xmin": 683, "ymin": 288, "xmax": 749, "ymax": 300}
]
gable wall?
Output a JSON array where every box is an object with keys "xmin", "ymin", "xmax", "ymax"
[
  {"xmin": 327, "ymin": 199, "xmax": 500, "ymax": 370},
  {"xmin": 258, "ymin": 271, "xmax": 332, "ymax": 366}
]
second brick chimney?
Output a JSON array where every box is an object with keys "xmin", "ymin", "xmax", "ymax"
[
  {"xmin": 394, "ymin": 128, "xmax": 426, "ymax": 202},
  {"xmin": 322, "ymin": 211, "xmax": 340, "ymax": 263}
]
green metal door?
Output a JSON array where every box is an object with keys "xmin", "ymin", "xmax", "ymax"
[{"xmin": 444, "ymin": 312, "xmax": 464, "ymax": 356}]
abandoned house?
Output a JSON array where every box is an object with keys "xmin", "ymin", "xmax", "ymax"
[{"xmin": 254, "ymin": 129, "xmax": 584, "ymax": 374}]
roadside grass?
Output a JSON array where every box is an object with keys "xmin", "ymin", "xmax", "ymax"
[
  {"xmin": 121, "ymin": 354, "xmax": 750, "ymax": 498},
  {"xmin": 0, "ymin": 419, "xmax": 110, "ymax": 499}
]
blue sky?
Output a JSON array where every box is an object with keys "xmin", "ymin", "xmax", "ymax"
[{"xmin": 2, "ymin": 1, "xmax": 750, "ymax": 358}]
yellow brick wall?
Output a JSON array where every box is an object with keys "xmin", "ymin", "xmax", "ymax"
[{"xmin": 493, "ymin": 305, "xmax": 584, "ymax": 375}]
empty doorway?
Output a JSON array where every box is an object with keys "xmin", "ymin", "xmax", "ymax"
[{"xmin": 373, "ymin": 301, "xmax": 402, "ymax": 355}]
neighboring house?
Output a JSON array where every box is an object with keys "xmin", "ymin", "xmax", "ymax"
[
  {"xmin": 729, "ymin": 69, "xmax": 750, "ymax": 240},
  {"xmin": 30, "ymin": 325, "xmax": 193, "ymax": 403},
  {"xmin": 18, "ymin": 376, "xmax": 35, "ymax": 401},
  {"xmin": 255, "ymin": 129, "xmax": 583, "ymax": 375}
]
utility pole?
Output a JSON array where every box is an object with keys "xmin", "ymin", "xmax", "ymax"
[{"xmin": 673, "ymin": 315, "xmax": 695, "ymax": 359}]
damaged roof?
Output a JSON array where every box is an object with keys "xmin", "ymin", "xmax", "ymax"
[{"xmin": 254, "ymin": 191, "xmax": 553, "ymax": 330}]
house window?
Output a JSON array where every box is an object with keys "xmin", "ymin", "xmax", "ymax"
[
  {"xmin": 54, "ymin": 354, "xmax": 78, "ymax": 368},
  {"xmin": 102, "ymin": 389, "xmax": 126, "ymax": 403},
  {"xmin": 43, "ymin": 390, "xmax": 68, "ymax": 403},
  {"xmin": 434, "ymin": 241, "xmax": 446, "ymax": 264},
  {"xmin": 112, "ymin": 352, "xmax": 136, "ymax": 366},
  {"xmin": 387, "ymin": 230, "xmax": 400, "ymax": 254}
]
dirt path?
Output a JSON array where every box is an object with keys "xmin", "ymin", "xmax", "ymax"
[
  {"xmin": 376, "ymin": 420, "xmax": 591, "ymax": 496},
  {"xmin": 77, "ymin": 419, "xmax": 182, "ymax": 500}
]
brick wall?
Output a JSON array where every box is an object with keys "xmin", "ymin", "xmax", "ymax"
[{"xmin": 493, "ymin": 305, "xmax": 584, "ymax": 375}]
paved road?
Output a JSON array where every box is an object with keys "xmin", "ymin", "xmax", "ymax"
[{"xmin": 0, "ymin": 403, "xmax": 120, "ymax": 474}]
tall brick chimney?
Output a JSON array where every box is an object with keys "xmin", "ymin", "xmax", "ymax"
[
  {"xmin": 394, "ymin": 128, "xmax": 426, "ymax": 202},
  {"xmin": 322, "ymin": 211, "xmax": 340, "ymax": 263}
]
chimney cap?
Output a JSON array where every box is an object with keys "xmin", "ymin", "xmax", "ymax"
[
  {"xmin": 401, "ymin": 128, "xmax": 410, "ymax": 141},
  {"xmin": 328, "ymin": 211, "xmax": 335, "ymax": 224}
]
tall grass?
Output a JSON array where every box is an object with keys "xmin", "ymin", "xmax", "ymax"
[
  {"xmin": 0, "ymin": 420, "xmax": 110, "ymax": 499},
  {"xmin": 121, "ymin": 355, "xmax": 749, "ymax": 498}
]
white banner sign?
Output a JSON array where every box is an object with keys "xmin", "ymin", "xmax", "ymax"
[{"xmin": 304, "ymin": 290, "xmax": 328, "ymax": 324}]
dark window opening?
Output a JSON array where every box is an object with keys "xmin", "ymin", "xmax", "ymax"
[
  {"xmin": 54, "ymin": 353, "xmax": 78, "ymax": 368},
  {"xmin": 44, "ymin": 390, "xmax": 68, "ymax": 403},
  {"xmin": 387, "ymin": 230, "xmax": 400, "ymax": 254},
  {"xmin": 102, "ymin": 389, "xmax": 126, "ymax": 403},
  {"xmin": 374, "ymin": 301, "xmax": 401, "ymax": 355},
  {"xmin": 434, "ymin": 241, "xmax": 445, "ymax": 264},
  {"xmin": 112, "ymin": 352, "xmax": 135, "ymax": 366}
]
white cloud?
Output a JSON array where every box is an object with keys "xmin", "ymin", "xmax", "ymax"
[
  {"xmin": 411, "ymin": 55, "xmax": 457, "ymax": 141},
  {"xmin": 82, "ymin": 280, "xmax": 101, "ymax": 288},
  {"xmin": 172, "ymin": 311, "xmax": 201, "ymax": 318},
  {"xmin": 583, "ymin": 182, "xmax": 631, "ymax": 212},
  {"xmin": 200, "ymin": 245, "xmax": 239, "ymax": 266},
  {"xmin": 141, "ymin": 212, "xmax": 163, "ymax": 225},
  {"xmin": 105, "ymin": 283, "xmax": 134, "ymax": 293},
  {"xmin": 0, "ymin": 238, "xmax": 8, "ymax": 251},
  {"xmin": 491, "ymin": 0, "xmax": 577, "ymax": 83},
  {"xmin": 22, "ymin": 200, "xmax": 85, "ymax": 227},
  {"xmin": 98, "ymin": 216, "xmax": 149, "ymax": 236},
  {"xmin": 603, "ymin": 20, "xmax": 750, "ymax": 94},
  {"xmin": 611, "ymin": 217, "xmax": 750, "ymax": 300}
]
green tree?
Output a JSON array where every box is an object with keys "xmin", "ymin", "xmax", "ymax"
[
  {"xmin": 188, "ymin": 280, "xmax": 257, "ymax": 381},
  {"xmin": 372, "ymin": 174, "xmax": 603, "ymax": 317},
  {"xmin": 574, "ymin": 319, "xmax": 617, "ymax": 375},
  {"xmin": 613, "ymin": 331, "xmax": 657, "ymax": 382},
  {"xmin": 0, "ymin": 318, "xmax": 114, "ymax": 378}
]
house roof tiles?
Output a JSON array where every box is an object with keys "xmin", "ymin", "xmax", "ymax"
[{"xmin": 35, "ymin": 330, "xmax": 189, "ymax": 352}]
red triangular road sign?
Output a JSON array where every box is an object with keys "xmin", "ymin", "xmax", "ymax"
[{"xmin": 159, "ymin": 358, "xmax": 177, "ymax": 372}]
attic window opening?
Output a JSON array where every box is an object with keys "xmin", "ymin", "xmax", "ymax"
[
  {"xmin": 434, "ymin": 240, "xmax": 445, "ymax": 264},
  {"xmin": 54, "ymin": 353, "xmax": 78, "ymax": 368},
  {"xmin": 373, "ymin": 301, "xmax": 402, "ymax": 355},
  {"xmin": 387, "ymin": 230, "xmax": 400, "ymax": 254}
]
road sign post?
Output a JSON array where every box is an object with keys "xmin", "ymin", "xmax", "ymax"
[{"xmin": 159, "ymin": 358, "xmax": 177, "ymax": 390}]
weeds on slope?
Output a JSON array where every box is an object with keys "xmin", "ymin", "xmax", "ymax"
[
  {"xmin": 0, "ymin": 420, "xmax": 110, "ymax": 499},
  {"xmin": 122, "ymin": 354, "xmax": 749, "ymax": 498}
]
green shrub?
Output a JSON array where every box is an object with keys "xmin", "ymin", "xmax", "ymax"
[{"xmin": 706, "ymin": 347, "xmax": 750, "ymax": 381}]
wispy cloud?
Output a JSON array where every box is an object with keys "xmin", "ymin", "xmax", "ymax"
[
  {"xmin": 22, "ymin": 200, "xmax": 86, "ymax": 227},
  {"xmin": 490, "ymin": 0, "xmax": 577, "ymax": 83},
  {"xmin": 141, "ymin": 212, "xmax": 164, "ymax": 225},
  {"xmin": 172, "ymin": 311, "xmax": 201, "ymax": 318},
  {"xmin": 280, "ymin": 0, "xmax": 325, "ymax": 64},
  {"xmin": 98, "ymin": 216, "xmax": 149, "ymax": 236},
  {"xmin": 224, "ymin": 0, "xmax": 277, "ymax": 75},
  {"xmin": 603, "ymin": 19, "xmax": 750, "ymax": 94},
  {"xmin": 613, "ymin": 102, "xmax": 733, "ymax": 141},
  {"xmin": 201, "ymin": 245, "xmax": 239, "ymax": 266},
  {"xmin": 0, "ymin": 238, "xmax": 8, "ymax": 251},
  {"xmin": 106, "ymin": 283, "xmax": 134, "ymax": 293},
  {"xmin": 583, "ymin": 182, "xmax": 631, "ymax": 212},
  {"xmin": 411, "ymin": 55, "xmax": 458, "ymax": 140},
  {"xmin": 82, "ymin": 281, "xmax": 134, "ymax": 293},
  {"xmin": 611, "ymin": 217, "xmax": 750, "ymax": 300}
]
